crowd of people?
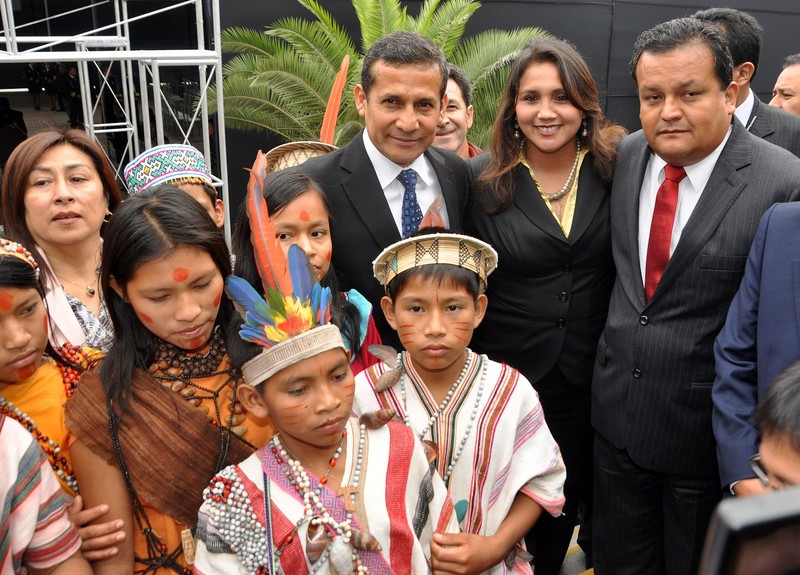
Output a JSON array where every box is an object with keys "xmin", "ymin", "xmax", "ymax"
[{"xmin": 4, "ymin": 6, "xmax": 800, "ymax": 575}]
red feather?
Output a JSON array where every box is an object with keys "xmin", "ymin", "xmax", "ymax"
[
  {"xmin": 320, "ymin": 55, "xmax": 350, "ymax": 144},
  {"xmin": 245, "ymin": 151, "xmax": 292, "ymax": 295}
]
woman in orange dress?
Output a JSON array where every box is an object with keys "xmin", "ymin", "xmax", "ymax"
[{"xmin": 67, "ymin": 187, "xmax": 274, "ymax": 575}]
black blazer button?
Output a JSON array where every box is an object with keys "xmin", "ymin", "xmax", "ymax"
[
  {"xmin": 562, "ymin": 264, "xmax": 572, "ymax": 273},
  {"xmin": 560, "ymin": 291, "xmax": 569, "ymax": 302},
  {"xmin": 639, "ymin": 315, "xmax": 649, "ymax": 325},
  {"xmin": 632, "ymin": 368, "xmax": 642, "ymax": 378},
  {"xmin": 556, "ymin": 318, "xmax": 566, "ymax": 328}
]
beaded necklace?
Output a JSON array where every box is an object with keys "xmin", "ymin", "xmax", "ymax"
[
  {"xmin": 0, "ymin": 396, "xmax": 79, "ymax": 493},
  {"xmin": 398, "ymin": 349, "xmax": 488, "ymax": 482},
  {"xmin": 0, "ymin": 345, "xmax": 88, "ymax": 494},
  {"xmin": 527, "ymin": 139, "xmax": 581, "ymax": 203},
  {"xmin": 270, "ymin": 423, "xmax": 371, "ymax": 575},
  {"xmin": 107, "ymin": 330, "xmax": 241, "ymax": 575}
]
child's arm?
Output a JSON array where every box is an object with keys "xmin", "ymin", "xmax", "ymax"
[
  {"xmin": 28, "ymin": 550, "xmax": 92, "ymax": 575},
  {"xmin": 431, "ymin": 492, "xmax": 542, "ymax": 575},
  {"xmin": 67, "ymin": 496, "xmax": 126, "ymax": 561},
  {"xmin": 70, "ymin": 440, "xmax": 136, "ymax": 575}
]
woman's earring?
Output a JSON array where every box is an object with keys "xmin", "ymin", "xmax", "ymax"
[
  {"xmin": 103, "ymin": 211, "xmax": 112, "ymax": 224},
  {"xmin": 514, "ymin": 121, "xmax": 521, "ymax": 141},
  {"xmin": 581, "ymin": 119, "xmax": 588, "ymax": 139}
]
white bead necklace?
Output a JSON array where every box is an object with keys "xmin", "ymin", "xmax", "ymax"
[
  {"xmin": 271, "ymin": 423, "xmax": 371, "ymax": 575},
  {"xmin": 398, "ymin": 349, "xmax": 488, "ymax": 482},
  {"xmin": 530, "ymin": 139, "xmax": 581, "ymax": 202}
]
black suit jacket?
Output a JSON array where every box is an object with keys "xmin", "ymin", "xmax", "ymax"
[
  {"xmin": 297, "ymin": 131, "xmax": 469, "ymax": 346},
  {"xmin": 747, "ymin": 94, "xmax": 800, "ymax": 157},
  {"xmin": 592, "ymin": 120, "xmax": 800, "ymax": 478},
  {"xmin": 466, "ymin": 153, "xmax": 613, "ymax": 389}
]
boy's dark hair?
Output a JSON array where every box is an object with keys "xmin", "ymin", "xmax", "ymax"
[
  {"xmin": 754, "ymin": 360, "xmax": 800, "ymax": 453},
  {"xmin": 385, "ymin": 227, "xmax": 481, "ymax": 304}
]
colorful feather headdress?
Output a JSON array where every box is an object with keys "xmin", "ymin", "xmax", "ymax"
[{"xmin": 226, "ymin": 152, "xmax": 343, "ymax": 386}]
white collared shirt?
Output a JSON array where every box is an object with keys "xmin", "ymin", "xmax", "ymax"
[
  {"xmin": 734, "ymin": 88, "xmax": 756, "ymax": 131},
  {"xmin": 638, "ymin": 126, "xmax": 733, "ymax": 282},
  {"xmin": 362, "ymin": 130, "xmax": 448, "ymax": 235}
]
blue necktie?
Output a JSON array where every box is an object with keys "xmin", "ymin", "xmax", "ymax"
[{"xmin": 398, "ymin": 168, "xmax": 423, "ymax": 238}]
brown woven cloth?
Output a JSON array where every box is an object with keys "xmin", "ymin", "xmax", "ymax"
[{"xmin": 65, "ymin": 369, "xmax": 254, "ymax": 527}]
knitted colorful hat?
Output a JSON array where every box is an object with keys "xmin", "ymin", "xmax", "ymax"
[
  {"xmin": 227, "ymin": 152, "xmax": 342, "ymax": 386},
  {"xmin": 373, "ymin": 232, "xmax": 498, "ymax": 293},
  {"xmin": 124, "ymin": 144, "xmax": 214, "ymax": 195}
]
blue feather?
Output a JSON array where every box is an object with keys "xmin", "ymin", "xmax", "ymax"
[
  {"xmin": 287, "ymin": 244, "xmax": 315, "ymax": 303},
  {"xmin": 225, "ymin": 275, "xmax": 263, "ymax": 316}
]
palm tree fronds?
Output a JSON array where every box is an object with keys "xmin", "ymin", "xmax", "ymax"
[
  {"xmin": 267, "ymin": 18, "xmax": 353, "ymax": 70},
  {"xmin": 222, "ymin": 27, "xmax": 284, "ymax": 57},
  {"xmin": 423, "ymin": 0, "xmax": 480, "ymax": 58},
  {"xmin": 353, "ymin": 0, "xmax": 409, "ymax": 52}
]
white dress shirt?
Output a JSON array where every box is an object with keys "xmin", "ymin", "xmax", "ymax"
[
  {"xmin": 638, "ymin": 126, "xmax": 733, "ymax": 282},
  {"xmin": 734, "ymin": 88, "xmax": 756, "ymax": 132},
  {"xmin": 362, "ymin": 130, "xmax": 449, "ymax": 235}
]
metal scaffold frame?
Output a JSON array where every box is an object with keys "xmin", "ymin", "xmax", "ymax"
[{"xmin": 0, "ymin": 0, "xmax": 232, "ymax": 242}]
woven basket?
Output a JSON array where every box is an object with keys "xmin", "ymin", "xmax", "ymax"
[{"xmin": 264, "ymin": 141, "xmax": 338, "ymax": 172}]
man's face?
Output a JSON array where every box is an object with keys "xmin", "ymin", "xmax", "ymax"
[
  {"xmin": 354, "ymin": 60, "xmax": 445, "ymax": 167},
  {"xmin": 770, "ymin": 65, "xmax": 800, "ymax": 116},
  {"xmin": 636, "ymin": 44, "xmax": 737, "ymax": 167},
  {"xmin": 434, "ymin": 78, "xmax": 474, "ymax": 159}
]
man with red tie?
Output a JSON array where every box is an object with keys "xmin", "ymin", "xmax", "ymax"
[{"xmin": 591, "ymin": 17, "xmax": 800, "ymax": 575}]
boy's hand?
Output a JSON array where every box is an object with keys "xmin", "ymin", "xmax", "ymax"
[
  {"xmin": 67, "ymin": 496, "xmax": 126, "ymax": 561},
  {"xmin": 430, "ymin": 532, "xmax": 502, "ymax": 575}
]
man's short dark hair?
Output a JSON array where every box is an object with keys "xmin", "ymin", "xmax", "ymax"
[
  {"xmin": 783, "ymin": 54, "xmax": 800, "ymax": 69},
  {"xmin": 630, "ymin": 17, "xmax": 733, "ymax": 90},
  {"xmin": 754, "ymin": 360, "xmax": 800, "ymax": 453},
  {"xmin": 361, "ymin": 31, "xmax": 448, "ymax": 100},
  {"xmin": 446, "ymin": 63, "xmax": 473, "ymax": 107},
  {"xmin": 692, "ymin": 7, "xmax": 762, "ymax": 80}
]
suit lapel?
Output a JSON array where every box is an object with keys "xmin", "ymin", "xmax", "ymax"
[
  {"xmin": 339, "ymin": 135, "xmax": 402, "ymax": 248},
  {"xmin": 747, "ymin": 97, "xmax": 775, "ymax": 139},
  {"xmin": 425, "ymin": 147, "xmax": 460, "ymax": 230},
  {"xmin": 649, "ymin": 123, "xmax": 753, "ymax": 302},
  {"xmin": 511, "ymin": 165, "xmax": 569, "ymax": 243},
  {"xmin": 623, "ymin": 141, "xmax": 651, "ymax": 307},
  {"xmin": 569, "ymin": 157, "xmax": 605, "ymax": 246}
]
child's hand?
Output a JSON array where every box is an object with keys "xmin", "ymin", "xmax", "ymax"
[
  {"xmin": 67, "ymin": 496, "xmax": 126, "ymax": 561},
  {"xmin": 430, "ymin": 532, "xmax": 503, "ymax": 575}
]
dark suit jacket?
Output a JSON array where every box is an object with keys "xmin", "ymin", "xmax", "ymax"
[
  {"xmin": 713, "ymin": 202, "xmax": 800, "ymax": 487},
  {"xmin": 296, "ymin": 131, "xmax": 469, "ymax": 346},
  {"xmin": 466, "ymin": 153, "xmax": 614, "ymax": 389},
  {"xmin": 747, "ymin": 94, "xmax": 800, "ymax": 157},
  {"xmin": 592, "ymin": 120, "xmax": 800, "ymax": 478}
]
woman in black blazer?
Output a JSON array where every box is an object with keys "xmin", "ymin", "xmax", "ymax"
[{"xmin": 467, "ymin": 38, "xmax": 625, "ymax": 574}]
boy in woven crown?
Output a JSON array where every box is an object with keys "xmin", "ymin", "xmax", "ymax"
[
  {"xmin": 354, "ymin": 230, "xmax": 566, "ymax": 575},
  {"xmin": 192, "ymin": 153, "xmax": 458, "ymax": 575}
]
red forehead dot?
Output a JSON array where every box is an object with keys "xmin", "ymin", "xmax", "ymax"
[
  {"xmin": 0, "ymin": 292, "xmax": 13, "ymax": 311},
  {"xmin": 172, "ymin": 268, "xmax": 190, "ymax": 282},
  {"xmin": 139, "ymin": 312, "xmax": 154, "ymax": 324},
  {"xmin": 299, "ymin": 211, "xmax": 310, "ymax": 222}
]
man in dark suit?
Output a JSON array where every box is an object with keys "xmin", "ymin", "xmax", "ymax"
[
  {"xmin": 591, "ymin": 18, "xmax": 800, "ymax": 575},
  {"xmin": 713, "ymin": 202, "xmax": 800, "ymax": 497},
  {"xmin": 694, "ymin": 7, "xmax": 800, "ymax": 156},
  {"xmin": 297, "ymin": 31, "xmax": 469, "ymax": 346}
]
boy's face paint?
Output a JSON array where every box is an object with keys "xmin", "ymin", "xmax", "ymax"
[
  {"xmin": 381, "ymin": 274, "xmax": 487, "ymax": 387},
  {"xmin": 270, "ymin": 191, "xmax": 332, "ymax": 281},
  {"xmin": 0, "ymin": 287, "xmax": 48, "ymax": 387},
  {"xmin": 258, "ymin": 348, "xmax": 354, "ymax": 467},
  {"xmin": 119, "ymin": 245, "xmax": 224, "ymax": 351}
]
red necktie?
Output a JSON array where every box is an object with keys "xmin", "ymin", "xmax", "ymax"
[{"xmin": 644, "ymin": 165, "xmax": 686, "ymax": 302}]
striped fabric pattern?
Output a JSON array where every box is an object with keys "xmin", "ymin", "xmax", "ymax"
[{"xmin": 0, "ymin": 414, "xmax": 81, "ymax": 575}]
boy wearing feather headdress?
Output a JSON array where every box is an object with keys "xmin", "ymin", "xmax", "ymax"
[
  {"xmin": 192, "ymin": 154, "xmax": 458, "ymax": 575},
  {"xmin": 353, "ymin": 230, "xmax": 566, "ymax": 575}
]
